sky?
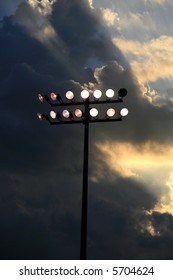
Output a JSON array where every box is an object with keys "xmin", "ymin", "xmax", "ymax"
[{"xmin": 0, "ymin": 0, "xmax": 173, "ymax": 260}]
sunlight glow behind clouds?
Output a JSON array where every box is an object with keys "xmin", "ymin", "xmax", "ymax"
[
  {"xmin": 88, "ymin": 0, "xmax": 93, "ymax": 9},
  {"xmin": 146, "ymin": 173, "xmax": 173, "ymax": 216},
  {"xmin": 95, "ymin": 141, "xmax": 173, "ymax": 216},
  {"xmin": 113, "ymin": 36, "xmax": 173, "ymax": 84},
  {"xmin": 96, "ymin": 141, "xmax": 173, "ymax": 178}
]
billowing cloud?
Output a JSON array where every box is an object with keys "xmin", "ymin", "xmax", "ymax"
[
  {"xmin": 87, "ymin": 0, "xmax": 93, "ymax": 9},
  {"xmin": 28, "ymin": 0, "xmax": 57, "ymax": 15},
  {"xmin": 93, "ymin": 141, "xmax": 173, "ymax": 218},
  {"xmin": 145, "ymin": 0, "xmax": 173, "ymax": 6},
  {"xmin": 1, "ymin": 0, "xmax": 173, "ymax": 260},
  {"xmin": 100, "ymin": 8, "xmax": 119, "ymax": 27},
  {"xmin": 113, "ymin": 35, "xmax": 173, "ymax": 84}
]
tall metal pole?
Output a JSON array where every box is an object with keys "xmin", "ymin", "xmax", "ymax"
[
  {"xmin": 37, "ymin": 89, "xmax": 128, "ymax": 260},
  {"xmin": 80, "ymin": 99, "xmax": 89, "ymax": 260}
]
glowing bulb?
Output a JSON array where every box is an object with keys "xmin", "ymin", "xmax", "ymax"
[
  {"xmin": 62, "ymin": 109, "xmax": 70, "ymax": 118},
  {"xmin": 50, "ymin": 110, "xmax": 56, "ymax": 119},
  {"xmin": 106, "ymin": 89, "xmax": 114, "ymax": 98},
  {"xmin": 90, "ymin": 108, "xmax": 98, "ymax": 117},
  {"xmin": 75, "ymin": 109, "xmax": 83, "ymax": 118},
  {"xmin": 81, "ymin": 90, "xmax": 89, "ymax": 99},
  {"xmin": 50, "ymin": 92, "xmax": 57, "ymax": 101},
  {"xmin": 107, "ymin": 108, "xmax": 115, "ymax": 117},
  {"xmin": 93, "ymin": 90, "xmax": 102, "ymax": 99},
  {"xmin": 66, "ymin": 91, "xmax": 74, "ymax": 100},
  {"xmin": 38, "ymin": 94, "xmax": 44, "ymax": 102},
  {"xmin": 37, "ymin": 113, "xmax": 43, "ymax": 120},
  {"xmin": 120, "ymin": 108, "xmax": 128, "ymax": 117}
]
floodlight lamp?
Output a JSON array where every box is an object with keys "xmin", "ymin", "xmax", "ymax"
[
  {"xmin": 37, "ymin": 113, "xmax": 43, "ymax": 120},
  {"xmin": 93, "ymin": 90, "xmax": 102, "ymax": 99},
  {"xmin": 50, "ymin": 92, "xmax": 57, "ymax": 101},
  {"xmin": 50, "ymin": 110, "xmax": 57, "ymax": 119},
  {"xmin": 75, "ymin": 109, "xmax": 83, "ymax": 118},
  {"xmin": 118, "ymin": 88, "xmax": 127, "ymax": 98},
  {"xmin": 62, "ymin": 109, "xmax": 70, "ymax": 119},
  {"xmin": 106, "ymin": 89, "xmax": 114, "ymax": 98},
  {"xmin": 90, "ymin": 108, "xmax": 98, "ymax": 118},
  {"xmin": 38, "ymin": 94, "xmax": 44, "ymax": 102},
  {"xmin": 107, "ymin": 108, "xmax": 116, "ymax": 117},
  {"xmin": 81, "ymin": 90, "xmax": 89, "ymax": 99},
  {"xmin": 120, "ymin": 108, "xmax": 128, "ymax": 117},
  {"xmin": 66, "ymin": 91, "xmax": 74, "ymax": 100}
]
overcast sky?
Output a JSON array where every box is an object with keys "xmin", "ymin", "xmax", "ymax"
[{"xmin": 1, "ymin": 0, "xmax": 173, "ymax": 260}]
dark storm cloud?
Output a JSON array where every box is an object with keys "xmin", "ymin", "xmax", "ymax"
[
  {"xmin": 1, "ymin": 0, "xmax": 173, "ymax": 260},
  {"xmin": 0, "ymin": 0, "xmax": 24, "ymax": 20},
  {"xmin": 87, "ymin": 173, "xmax": 173, "ymax": 259}
]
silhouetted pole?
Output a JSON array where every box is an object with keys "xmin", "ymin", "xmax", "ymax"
[
  {"xmin": 37, "ymin": 88, "xmax": 128, "ymax": 261},
  {"xmin": 80, "ymin": 99, "xmax": 89, "ymax": 260}
]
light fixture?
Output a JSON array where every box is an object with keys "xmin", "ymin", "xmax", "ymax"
[
  {"xmin": 50, "ymin": 92, "xmax": 57, "ymax": 101},
  {"xmin": 37, "ymin": 113, "xmax": 44, "ymax": 120},
  {"xmin": 93, "ymin": 90, "xmax": 102, "ymax": 99},
  {"xmin": 120, "ymin": 108, "xmax": 128, "ymax": 117},
  {"xmin": 66, "ymin": 91, "xmax": 74, "ymax": 100},
  {"xmin": 50, "ymin": 110, "xmax": 62, "ymax": 120},
  {"xmin": 81, "ymin": 90, "xmax": 89, "ymax": 99},
  {"xmin": 62, "ymin": 109, "xmax": 74, "ymax": 120},
  {"xmin": 50, "ymin": 110, "xmax": 57, "ymax": 119},
  {"xmin": 50, "ymin": 92, "xmax": 63, "ymax": 103},
  {"xmin": 106, "ymin": 108, "xmax": 116, "ymax": 118},
  {"xmin": 62, "ymin": 109, "xmax": 70, "ymax": 118},
  {"xmin": 75, "ymin": 109, "xmax": 83, "ymax": 118},
  {"xmin": 118, "ymin": 88, "xmax": 127, "ymax": 98},
  {"xmin": 90, "ymin": 108, "xmax": 98, "ymax": 118},
  {"xmin": 106, "ymin": 89, "xmax": 114, "ymax": 98},
  {"xmin": 38, "ymin": 94, "xmax": 44, "ymax": 102}
]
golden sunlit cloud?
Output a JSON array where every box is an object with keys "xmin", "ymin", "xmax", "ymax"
[
  {"xmin": 87, "ymin": 0, "xmax": 94, "ymax": 9},
  {"xmin": 146, "ymin": 173, "xmax": 173, "ymax": 216},
  {"xmin": 94, "ymin": 141, "xmax": 173, "ymax": 216},
  {"xmin": 100, "ymin": 8, "xmax": 119, "ymax": 27},
  {"xmin": 28, "ymin": 0, "xmax": 57, "ymax": 16},
  {"xmin": 145, "ymin": 0, "xmax": 173, "ymax": 5},
  {"xmin": 95, "ymin": 141, "xmax": 173, "ymax": 178},
  {"xmin": 113, "ymin": 35, "xmax": 173, "ymax": 84},
  {"xmin": 139, "ymin": 219, "xmax": 160, "ymax": 236}
]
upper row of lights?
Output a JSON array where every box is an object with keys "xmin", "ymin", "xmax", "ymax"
[{"xmin": 38, "ymin": 88, "xmax": 127, "ymax": 103}]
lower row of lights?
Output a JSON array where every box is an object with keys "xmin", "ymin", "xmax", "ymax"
[{"xmin": 37, "ymin": 107, "xmax": 128, "ymax": 121}]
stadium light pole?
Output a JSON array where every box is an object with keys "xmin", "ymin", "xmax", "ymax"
[{"xmin": 37, "ymin": 88, "xmax": 128, "ymax": 260}]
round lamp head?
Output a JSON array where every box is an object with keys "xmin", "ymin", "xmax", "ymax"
[
  {"xmin": 93, "ymin": 90, "xmax": 102, "ymax": 99},
  {"xmin": 50, "ymin": 92, "xmax": 57, "ymax": 101},
  {"xmin": 50, "ymin": 110, "xmax": 56, "ymax": 119},
  {"xmin": 66, "ymin": 91, "xmax": 74, "ymax": 100},
  {"xmin": 118, "ymin": 88, "xmax": 127, "ymax": 98},
  {"xmin": 38, "ymin": 94, "xmax": 44, "ymax": 102},
  {"xmin": 75, "ymin": 109, "xmax": 83, "ymax": 118},
  {"xmin": 62, "ymin": 109, "xmax": 70, "ymax": 118},
  {"xmin": 81, "ymin": 90, "xmax": 89, "ymax": 99},
  {"xmin": 37, "ymin": 113, "xmax": 43, "ymax": 120},
  {"xmin": 106, "ymin": 89, "xmax": 114, "ymax": 98},
  {"xmin": 107, "ymin": 108, "xmax": 116, "ymax": 117},
  {"xmin": 90, "ymin": 108, "xmax": 98, "ymax": 118},
  {"xmin": 120, "ymin": 108, "xmax": 128, "ymax": 117}
]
